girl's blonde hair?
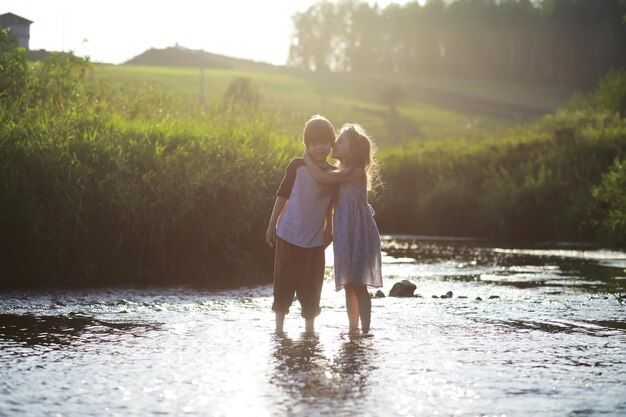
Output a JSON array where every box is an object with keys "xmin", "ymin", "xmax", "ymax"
[{"xmin": 340, "ymin": 123, "xmax": 381, "ymax": 192}]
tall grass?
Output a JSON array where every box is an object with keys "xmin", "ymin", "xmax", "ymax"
[
  {"xmin": 377, "ymin": 81, "xmax": 626, "ymax": 244},
  {"xmin": 0, "ymin": 42, "xmax": 299, "ymax": 287}
]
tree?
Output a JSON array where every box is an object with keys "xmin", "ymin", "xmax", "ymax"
[
  {"xmin": 378, "ymin": 85, "xmax": 406, "ymax": 114},
  {"xmin": 223, "ymin": 77, "xmax": 260, "ymax": 109},
  {"xmin": 288, "ymin": 0, "xmax": 626, "ymax": 90},
  {"xmin": 288, "ymin": 1, "xmax": 337, "ymax": 71}
]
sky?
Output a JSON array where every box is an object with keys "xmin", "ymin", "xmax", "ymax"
[{"xmin": 2, "ymin": 0, "xmax": 424, "ymax": 66}]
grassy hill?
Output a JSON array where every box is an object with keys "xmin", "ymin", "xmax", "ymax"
[{"xmin": 95, "ymin": 49, "xmax": 570, "ymax": 145}]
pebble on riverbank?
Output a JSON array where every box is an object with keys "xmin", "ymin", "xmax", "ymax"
[{"xmin": 376, "ymin": 281, "xmax": 500, "ymax": 301}]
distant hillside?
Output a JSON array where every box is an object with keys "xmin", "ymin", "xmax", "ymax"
[{"xmin": 124, "ymin": 45, "xmax": 279, "ymax": 72}]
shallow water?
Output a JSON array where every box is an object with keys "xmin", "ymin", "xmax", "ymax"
[{"xmin": 1, "ymin": 236, "xmax": 625, "ymax": 416}]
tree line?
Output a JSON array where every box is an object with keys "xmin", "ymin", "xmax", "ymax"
[{"xmin": 289, "ymin": 0, "xmax": 626, "ymax": 90}]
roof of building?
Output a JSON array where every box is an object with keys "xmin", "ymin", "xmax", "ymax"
[{"xmin": 0, "ymin": 13, "xmax": 34, "ymax": 25}]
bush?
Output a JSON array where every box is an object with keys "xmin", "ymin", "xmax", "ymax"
[
  {"xmin": 593, "ymin": 70, "xmax": 626, "ymax": 117},
  {"xmin": 26, "ymin": 52, "xmax": 91, "ymax": 111},
  {"xmin": 0, "ymin": 29, "xmax": 28, "ymax": 106},
  {"xmin": 569, "ymin": 70, "xmax": 626, "ymax": 118},
  {"xmin": 591, "ymin": 158, "xmax": 626, "ymax": 246},
  {"xmin": 376, "ymin": 109, "xmax": 626, "ymax": 243}
]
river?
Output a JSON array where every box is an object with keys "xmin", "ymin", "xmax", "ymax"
[{"xmin": 1, "ymin": 236, "xmax": 625, "ymax": 416}]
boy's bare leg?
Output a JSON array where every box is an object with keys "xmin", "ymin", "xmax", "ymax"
[
  {"xmin": 305, "ymin": 318, "xmax": 315, "ymax": 332},
  {"xmin": 275, "ymin": 312, "xmax": 286, "ymax": 333}
]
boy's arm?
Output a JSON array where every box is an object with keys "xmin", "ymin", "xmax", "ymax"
[
  {"xmin": 267, "ymin": 159, "xmax": 297, "ymax": 248},
  {"xmin": 266, "ymin": 196, "xmax": 287, "ymax": 248}
]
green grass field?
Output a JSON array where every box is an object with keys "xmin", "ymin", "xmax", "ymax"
[{"xmin": 94, "ymin": 63, "xmax": 569, "ymax": 145}]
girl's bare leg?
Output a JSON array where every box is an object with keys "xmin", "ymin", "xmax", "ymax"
[
  {"xmin": 275, "ymin": 312, "xmax": 286, "ymax": 333},
  {"xmin": 344, "ymin": 285, "xmax": 360, "ymax": 332},
  {"xmin": 355, "ymin": 285, "xmax": 371, "ymax": 333}
]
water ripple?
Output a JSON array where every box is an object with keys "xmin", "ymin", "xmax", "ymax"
[{"xmin": 1, "ymin": 237, "xmax": 625, "ymax": 416}]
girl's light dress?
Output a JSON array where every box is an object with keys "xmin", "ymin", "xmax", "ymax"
[{"xmin": 333, "ymin": 178, "xmax": 383, "ymax": 291}]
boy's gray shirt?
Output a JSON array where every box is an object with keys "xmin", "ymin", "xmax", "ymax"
[{"xmin": 276, "ymin": 158, "xmax": 335, "ymax": 248}]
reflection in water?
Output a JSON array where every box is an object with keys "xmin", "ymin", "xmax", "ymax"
[
  {"xmin": 0, "ymin": 313, "xmax": 153, "ymax": 348},
  {"xmin": 490, "ymin": 318, "xmax": 626, "ymax": 337},
  {"xmin": 382, "ymin": 237, "xmax": 625, "ymax": 291},
  {"xmin": 270, "ymin": 332, "xmax": 376, "ymax": 410}
]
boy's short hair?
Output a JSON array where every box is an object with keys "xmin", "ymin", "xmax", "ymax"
[{"xmin": 303, "ymin": 115, "xmax": 335, "ymax": 147}]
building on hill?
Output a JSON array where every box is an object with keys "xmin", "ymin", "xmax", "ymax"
[{"xmin": 0, "ymin": 12, "xmax": 33, "ymax": 49}]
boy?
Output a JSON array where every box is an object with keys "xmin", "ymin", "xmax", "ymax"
[{"xmin": 265, "ymin": 115, "xmax": 336, "ymax": 333}]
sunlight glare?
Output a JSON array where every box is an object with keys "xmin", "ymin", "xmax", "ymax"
[{"xmin": 3, "ymin": 0, "xmax": 425, "ymax": 65}]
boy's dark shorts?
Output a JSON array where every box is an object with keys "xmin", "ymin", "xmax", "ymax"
[{"xmin": 272, "ymin": 237, "xmax": 325, "ymax": 319}]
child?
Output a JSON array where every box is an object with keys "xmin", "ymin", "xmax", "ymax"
[
  {"xmin": 303, "ymin": 123, "xmax": 382, "ymax": 336},
  {"xmin": 266, "ymin": 115, "xmax": 336, "ymax": 333}
]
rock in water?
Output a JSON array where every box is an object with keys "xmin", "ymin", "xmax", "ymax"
[
  {"xmin": 375, "ymin": 290, "xmax": 386, "ymax": 298},
  {"xmin": 389, "ymin": 280, "xmax": 417, "ymax": 297}
]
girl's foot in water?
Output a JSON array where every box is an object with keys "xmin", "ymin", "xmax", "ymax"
[{"xmin": 348, "ymin": 329, "xmax": 373, "ymax": 339}]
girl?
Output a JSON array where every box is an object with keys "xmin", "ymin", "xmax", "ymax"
[{"xmin": 303, "ymin": 123, "xmax": 382, "ymax": 336}]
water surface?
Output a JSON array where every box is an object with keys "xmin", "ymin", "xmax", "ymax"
[{"xmin": 1, "ymin": 236, "xmax": 625, "ymax": 416}]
